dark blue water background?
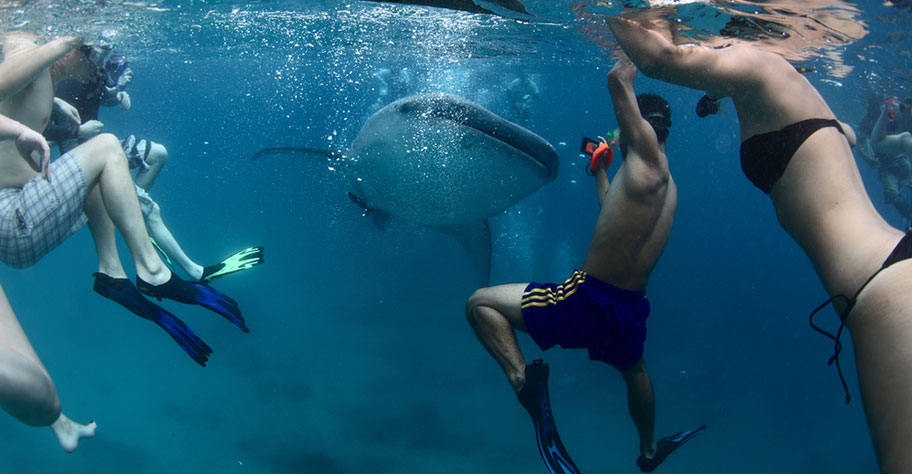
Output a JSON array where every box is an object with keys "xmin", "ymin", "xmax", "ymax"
[{"xmin": 1, "ymin": 0, "xmax": 909, "ymax": 472}]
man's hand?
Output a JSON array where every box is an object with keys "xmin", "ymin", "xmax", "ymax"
[
  {"xmin": 16, "ymin": 128, "xmax": 50, "ymax": 180},
  {"xmin": 607, "ymin": 57, "xmax": 637, "ymax": 86},
  {"xmin": 117, "ymin": 68, "xmax": 134, "ymax": 88},
  {"xmin": 52, "ymin": 97, "xmax": 81, "ymax": 136},
  {"xmin": 117, "ymin": 91, "xmax": 131, "ymax": 110},
  {"xmin": 77, "ymin": 120, "xmax": 103, "ymax": 139}
]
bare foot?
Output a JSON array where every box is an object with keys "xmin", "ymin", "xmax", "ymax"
[{"xmin": 50, "ymin": 413, "xmax": 96, "ymax": 452}]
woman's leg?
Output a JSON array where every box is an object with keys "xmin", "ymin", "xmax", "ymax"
[{"xmin": 849, "ymin": 259, "xmax": 912, "ymax": 474}]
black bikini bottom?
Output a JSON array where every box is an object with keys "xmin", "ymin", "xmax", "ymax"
[{"xmin": 810, "ymin": 228, "xmax": 912, "ymax": 403}]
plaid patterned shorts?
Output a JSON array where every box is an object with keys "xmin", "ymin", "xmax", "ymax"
[{"xmin": 0, "ymin": 152, "xmax": 88, "ymax": 268}]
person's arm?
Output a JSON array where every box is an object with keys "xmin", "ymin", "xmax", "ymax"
[
  {"xmin": 100, "ymin": 86, "xmax": 130, "ymax": 110},
  {"xmin": 595, "ymin": 163, "xmax": 611, "ymax": 208},
  {"xmin": 607, "ymin": 16, "xmax": 762, "ymax": 97},
  {"xmin": 0, "ymin": 35, "xmax": 82, "ymax": 102},
  {"xmin": 606, "ymin": 58, "xmax": 660, "ymax": 167},
  {"xmin": 0, "ymin": 114, "xmax": 50, "ymax": 179},
  {"xmin": 870, "ymin": 105, "xmax": 889, "ymax": 145}
]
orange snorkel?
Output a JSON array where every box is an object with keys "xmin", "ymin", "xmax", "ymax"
[{"xmin": 581, "ymin": 132, "xmax": 617, "ymax": 175}]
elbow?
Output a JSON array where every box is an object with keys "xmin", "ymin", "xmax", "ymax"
[{"xmin": 635, "ymin": 49, "xmax": 672, "ymax": 79}]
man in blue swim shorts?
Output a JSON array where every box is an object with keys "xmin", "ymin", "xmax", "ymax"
[{"xmin": 467, "ymin": 58, "xmax": 703, "ymax": 473}]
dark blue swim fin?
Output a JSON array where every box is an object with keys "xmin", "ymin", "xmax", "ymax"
[
  {"xmin": 636, "ymin": 424, "xmax": 706, "ymax": 473},
  {"xmin": 92, "ymin": 273, "xmax": 212, "ymax": 366},
  {"xmin": 136, "ymin": 273, "xmax": 248, "ymax": 333},
  {"xmin": 517, "ymin": 360, "xmax": 581, "ymax": 474}
]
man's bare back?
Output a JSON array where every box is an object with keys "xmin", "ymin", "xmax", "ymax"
[{"xmin": 582, "ymin": 61, "xmax": 677, "ymax": 292}]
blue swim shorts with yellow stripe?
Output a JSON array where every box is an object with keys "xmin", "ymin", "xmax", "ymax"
[{"xmin": 521, "ymin": 270, "xmax": 650, "ymax": 372}]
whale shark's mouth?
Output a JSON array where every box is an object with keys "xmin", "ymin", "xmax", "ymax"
[{"xmin": 396, "ymin": 93, "xmax": 559, "ymax": 180}]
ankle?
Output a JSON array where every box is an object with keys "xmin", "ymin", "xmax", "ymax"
[
  {"xmin": 508, "ymin": 365, "xmax": 527, "ymax": 394},
  {"xmin": 137, "ymin": 264, "xmax": 170, "ymax": 285},
  {"xmin": 641, "ymin": 440, "xmax": 657, "ymax": 459}
]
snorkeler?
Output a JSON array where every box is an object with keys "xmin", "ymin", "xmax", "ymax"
[
  {"xmin": 0, "ymin": 113, "xmax": 96, "ymax": 452},
  {"xmin": 0, "ymin": 33, "xmax": 249, "ymax": 366},
  {"xmin": 44, "ymin": 41, "xmax": 265, "ymax": 284},
  {"xmin": 854, "ymin": 97, "xmax": 912, "ymax": 224},
  {"xmin": 610, "ymin": 14, "xmax": 912, "ymax": 473},
  {"xmin": 466, "ymin": 57, "xmax": 704, "ymax": 473}
]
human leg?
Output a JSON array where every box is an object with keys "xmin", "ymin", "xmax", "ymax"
[
  {"xmin": 465, "ymin": 283, "xmax": 529, "ymax": 392},
  {"xmin": 622, "ymin": 359, "xmax": 656, "ymax": 458},
  {"xmin": 879, "ymin": 169, "xmax": 912, "ymax": 222},
  {"xmin": 136, "ymin": 186, "xmax": 205, "ymax": 280},
  {"xmin": 0, "ymin": 284, "xmax": 95, "ymax": 451},
  {"xmin": 133, "ymin": 142, "xmax": 168, "ymax": 191},
  {"xmin": 847, "ymin": 259, "xmax": 912, "ymax": 474},
  {"xmin": 71, "ymin": 134, "xmax": 169, "ymax": 284},
  {"xmin": 468, "ymin": 283, "xmax": 581, "ymax": 474}
]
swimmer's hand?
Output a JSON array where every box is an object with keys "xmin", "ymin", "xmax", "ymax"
[
  {"xmin": 16, "ymin": 128, "xmax": 50, "ymax": 180},
  {"xmin": 117, "ymin": 91, "xmax": 131, "ymax": 110},
  {"xmin": 52, "ymin": 97, "xmax": 81, "ymax": 136},
  {"xmin": 78, "ymin": 120, "xmax": 104, "ymax": 140},
  {"xmin": 607, "ymin": 57, "xmax": 637, "ymax": 86}
]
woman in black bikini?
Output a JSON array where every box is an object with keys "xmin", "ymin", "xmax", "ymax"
[{"xmin": 610, "ymin": 15, "xmax": 912, "ymax": 474}]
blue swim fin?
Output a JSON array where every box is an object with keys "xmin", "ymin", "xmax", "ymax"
[
  {"xmin": 92, "ymin": 273, "xmax": 212, "ymax": 366},
  {"xmin": 636, "ymin": 424, "xmax": 706, "ymax": 473},
  {"xmin": 136, "ymin": 273, "xmax": 248, "ymax": 333},
  {"xmin": 517, "ymin": 360, "xmax": 581, "ymax": 474}
]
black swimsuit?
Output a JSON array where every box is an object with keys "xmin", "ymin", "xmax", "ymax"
[
  {"xmin": 740, "ymin": 118, "xmax": 845, "ymax": 193},
  {"xmin": 742, "ymin": 119, "xmax": 912, "ymax": 402}
]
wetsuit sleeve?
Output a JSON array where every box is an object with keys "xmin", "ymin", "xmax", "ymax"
[{"xmin": 42, "ymin": 107, "xmax": 75, "ymax": 142}]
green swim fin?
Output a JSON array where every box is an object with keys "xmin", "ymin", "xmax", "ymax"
[
  {"xmin": 150, "ymin": 237, "xmax": 174, "ymax": 268},
  {"xmin": 199, "ymin": 246, "xmax": 265, "ymax": 283}
]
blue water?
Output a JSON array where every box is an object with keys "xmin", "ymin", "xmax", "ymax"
[{"xmin": 1, "ymin": 0, "xmax": 909, "ymax": 472}]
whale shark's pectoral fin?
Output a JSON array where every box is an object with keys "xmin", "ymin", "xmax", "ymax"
[
  {"xmin": 436, "ymin": 220, "xmax": 492, "ymax": 287},
  {"xmin": 348, "ymin": 192, "xmax": 392, "ymax": 231}
]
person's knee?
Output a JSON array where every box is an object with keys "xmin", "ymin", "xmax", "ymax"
[
  {"xmin": 621, "ymin": 358, "xmax": 647, "ymax": 383},
  {"xmin": 0, "ymin": 365, "xmax": 61, "ymax": 426},
  {"xmin": 147, "ymin": 143, "xmax": 168, "ymax": 167},
  {"xmin": 88, "ymin": 133, "xmax": 123, "ymax": 151},
  {"xmin": 465, "ymin": 288, "xmax": 490, "ymax": 325},
  {"xmin": 145, "ymin": 201, "xmax": 162, "ymax": 223}
]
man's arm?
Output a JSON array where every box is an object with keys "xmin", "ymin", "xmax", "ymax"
[
  {"xmin": 607, "ymin": 16, "xmax": 760, "ymax": 97},
  {"xmin": 0, "ymin": 35, "xmax": 82, "ymax": 102},
  {"xmin": 595, "ymin": 163, "xmax": 610, "ymax": 208},
  {"xmin": 606, "ymin": 58, "xmax": 660, "ymax": 166}
]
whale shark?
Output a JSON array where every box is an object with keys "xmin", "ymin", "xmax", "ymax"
[
  {"xmin": 363, "ymin": 0, "xmax": 530, "ymax": 16},
  {"xmin": 253, "ymin": 92, "xmax": 559, "ymax": 285}
]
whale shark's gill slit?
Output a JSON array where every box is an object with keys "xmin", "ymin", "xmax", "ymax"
[{"xmin": 398, "ymin": 94, "xmax": 559, "ymax": 179}]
